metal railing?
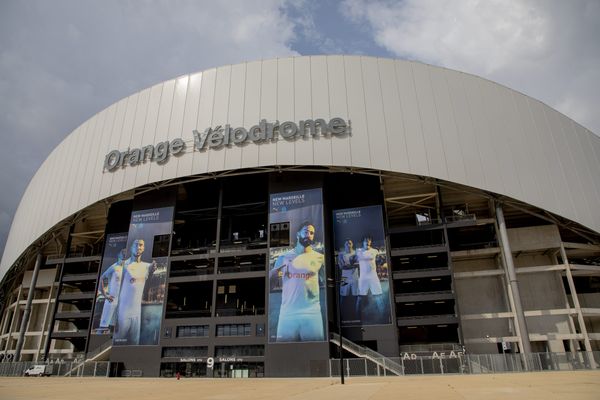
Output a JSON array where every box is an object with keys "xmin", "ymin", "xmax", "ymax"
[
  {"xmin": 330, "ymin": 333, "xmax": 404, "ymax": 376},
  {"xmin": 0, "ymin": 361, "xmax": 110, "ymax": 377},
  {"xmin": 329, "ymin": 351, "xmax": 600, "ymax": 377}
]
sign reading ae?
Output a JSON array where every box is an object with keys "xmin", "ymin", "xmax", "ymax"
[{"xmin": 103, "ymin": 117, "xmax": 350, "ymax": 172}]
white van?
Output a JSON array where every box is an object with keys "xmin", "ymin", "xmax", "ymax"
[{"xmin": 24, "ymin": 365, "xmax": 51, "ymax": 376}]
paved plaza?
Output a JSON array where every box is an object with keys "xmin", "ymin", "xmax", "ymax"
[{"xmin": 0, "ymin": 371, "xmax": 598, "ymax": 400}]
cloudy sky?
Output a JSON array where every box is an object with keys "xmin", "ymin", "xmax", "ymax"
[{"xmin": 1, "ymin": 0, "xmax": 599, "ymax": 258}]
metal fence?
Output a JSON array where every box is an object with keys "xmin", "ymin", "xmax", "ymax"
[
  {"xmin": 330, "ymin": 351, "xmax": 600, "ymax": 377},
  {"xmin": 1, "ymin": 352, "xmax": 598, "ymax": 378},
  {"xmin": 0, "ymin": 361, "xmax": 110, "ymax": 377}
]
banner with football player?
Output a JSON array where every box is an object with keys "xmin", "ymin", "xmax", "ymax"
[
  {"xmin": 91, "ymin": 233, "xmax": 128, "ymax": 335},
  {"xmin": 333, "ymin": 205, "xmax": 392, "ymax": 326},
  {"xmin": 112, "ymin": 206, "xmax": 173, "ymax": 346},
  {"xmin": 268, "ymin": 188, "xmax": 327, "ymax": 343}
]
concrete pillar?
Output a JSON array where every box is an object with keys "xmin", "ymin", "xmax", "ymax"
[
  {"xmin": 495, "ymin": 203, "xmax": 532, "ymax": 354},
  {"xmin": 559, "ymin": 244, "xmax": 595, "ymax": 368},
  {"xmin": 15, "ymin": 252, "xmax": 43, "ymax": 361}
]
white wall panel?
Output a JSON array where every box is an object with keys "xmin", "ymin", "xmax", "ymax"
[
  {"xmin": 110, "ymin": 94, "xmax": 140, "ymax": 195},
  {"xmin": 27, "ymin": 145, "xmax": 55, "ymax": 244},
  {"xmin": 518, "ymin": 96, "xmax": 558, "ymax": 210},
  {"xmin": 379, "ymin": 59, "xmax": 409, "ymax": 174},
  {"xmin": 73, "ymin": 115, "xmax": 100, "ymax": 213},
  {"xmin": 50, "ymin": 128, "xmax": 79, "ymax": 227},
  {"xmin": 480, "ymin": 80, "xmax": 522, "ymax": 200},
  {"xmin": 428, "ymin": 67, "xmax": 466, "ymax": 184},
  {"xmin": 395, "ymin": 61, "xmax": 428, "ymax": 176},
  {"xmin": 241, "ymin": 61, "xmax": 261, "ymax": 168},
  {"xmin": 344, "ymin": 56, "xmax": 370, "ymax": 167},
  {"xmin": 413, "ymin": 64, "xmax": 448, "ymax": 179},
  {"xmin": 79, "ymin": 108, "xmax": 107, "ymax": 209},
  {"xmin": 276, "ymin": 58, "xmax": 295, "ymax": 165},
  {"xmin": 162, "ymin": 75, "xmax": 189, "ymax": 181},
  {"xmin": 191, "ymin": 69, "xmax": 216, "ymax": 175},
  {"xmin": 327, "ymin": 56, "xmax": 351, "ymax": 166},
  {"xmin": 3, "ymin": 56, "xmax": 600, "ymax": 278},
  {"xmin": 361, "ymin": 57, "xmax": 390, "ymax": 171},
  {"xmin": 122, "ymin": 87, "xmax": 151, "ymax": 191},
  {"xmin": 258, "ymin": 59, "xmax": 277, "ymax": 167},
  {"xmin": 294, "ymin": 57, "xmax": 313, "ymax": 165},
  {"xmin": 177, "ymin": 72, "xmax": 202, "ymax": 178},
  {"xmin": 65, "ymin": 119, "xmax": 91, "ymax": 215},
  {"xmin": 528, "ymin": 99, "xmax": 576, "ymax": 221},
  {"xmin": 505, "ymin": 91, "xmax": 541, "ymax": 203},
  {"xmin": 584, "ymin": 130, "xmax": 600, "ymax": 229},
  {"xmin": 311, "ymin": 56, "xmax": 332, "ymax": 166},
  {"xmin": 223, "ymin": 64, "xmax": 246, "ymax": 170},
  {"xmin": 99, "ymin": 97, "xmax": 127, "ymax": 199},
  {"xmin": 134, "ymin": 83, "xmax": 164, "ymax": 188},
  {"xmin": 465, "ymin": 77, "xmax": 505, "ymax": 193},
  {"xmin": 550, "ymin": 108, "xmax": 588, "ymax": 222},
  {"xmin": 208, "ymin": 66, "xmax": 231, "ymax": 172},
  {"xmin": 148, "ymin": 80, "xmax": 175, "ymax": 184},
  {"xmin": 444, "ymin": 70, "xmax": 485, "ymax": 188},
  {"xmin": 574, "ymin": 125, "xmax": 600, "ymax": 229},
  {"xmin": 566, "ymin": 121, "xmax": 598, "ymax": 228}
]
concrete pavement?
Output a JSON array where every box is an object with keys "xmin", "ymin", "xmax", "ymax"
[{"xmin": 1, "ymin": 371, "xmax": 598, "ymax": 400}]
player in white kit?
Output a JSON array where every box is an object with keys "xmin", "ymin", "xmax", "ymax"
[
  {"xmin": 114, "ymin": 239, "xmax": 155, "ymax": 345},
  {"xmin": 270, "ymin": 222, "xmax": 325, "ymax": 342},
  {"xmin": 97, "ymin": 248, "xmax": 126, "ymax": 331},
  {"xmin": 338, "ymin": 239, "xmax": 359, "ymax": 320},
  {"xmin": 356, "ymin": 236, "xmax": 384, "ymax": 317}
]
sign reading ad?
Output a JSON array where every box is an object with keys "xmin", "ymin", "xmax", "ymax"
[
  {"xmin": 333, "ymin": 206, "xmax": 392, "ymax": 327},
  {"xmin": 268, "ymin": 189, "xmax": 327, "ymax": 343},
  {"xmin": 91, "ymin": 233, "xmax": 128, "ymax": 335},
  {"xmin": 112, "ymin": 207, "xmax": 173, "ymax": 346}
]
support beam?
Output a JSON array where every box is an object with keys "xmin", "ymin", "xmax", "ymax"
[
  {"xmin": 495, "ymin": 203, "xmax": 532, "ymax": 354},
  {"xmin": 15, "ymin": 252, "xmax": 42, "ymax": 361},
  {"xmin": 559, "ymin": 243, "xmax": 594, "ymax": 364}
]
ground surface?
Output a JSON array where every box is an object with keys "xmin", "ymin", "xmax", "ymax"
[{"xmin": 0, "ymin": 371, "xmax": 598, "ymax": 399}]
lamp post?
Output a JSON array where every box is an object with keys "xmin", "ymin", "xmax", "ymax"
[{"xmin": 329, "ymin": 267, "xmax": 345, "ymax": 384}]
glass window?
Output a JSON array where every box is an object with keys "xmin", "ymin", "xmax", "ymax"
[
  {"xmin": 216, "ymin": 323, "xmax": 252, "ymax": 337},
  {"xmin": 176, "ymin": 325, "xmax": 209, "ymax": 338}
]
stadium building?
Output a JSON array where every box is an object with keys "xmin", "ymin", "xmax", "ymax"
[{"xmin": 0, "ymin": 56, "xmax": 599, "ymax": 377}]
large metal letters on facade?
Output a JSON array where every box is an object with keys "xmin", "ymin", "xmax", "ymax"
[{"xmin": 103, "ymin": 117, "xmax": 350, "ymax": 172}]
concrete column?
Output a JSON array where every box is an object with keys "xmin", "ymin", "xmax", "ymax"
[
  {"xmin": 495, "ymin": 203, "xmax": 531, "ymax": 354},
  {"xmin": 559, "ymin": 244, "xmax": 594, "ymax": 366},
  {"xmin": 15, "ymin": 252, "xmax": 43, "ymax": 361}
]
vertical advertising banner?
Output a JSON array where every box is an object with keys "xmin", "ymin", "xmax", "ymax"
[
  {"xmin": 91, "ymin": 233, "xmax": 129, "ymax": 335},
  {"xmin": 268, "ymin": 188, "xmax": 327, "ymax": 343},
  {"xmin": 333, "ymin": 205, "xmax": 392, "ymax": 327},
  {"xmin": 113, "ymin": 207, "xmax": 173, "ymax": 346}
]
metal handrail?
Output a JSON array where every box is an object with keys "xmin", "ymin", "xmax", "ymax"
[{"xmin": 330, "ymin": 333, "xmax": 404, "ymax": 376}]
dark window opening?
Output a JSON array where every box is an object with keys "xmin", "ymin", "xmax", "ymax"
[
  {"xmin": 215, "ymin": 278, "xmax": 265, "ymax": 316},
  {"xmin": 166, "ymin": 281, "xmax": 213, "ymax": 318},
  {"xmin": 214, "ymin": 345, "xmax": 264, "ymax": 357},
  {"xmin": 169, "ymin": 258, "xmax": 215, "ymax": 277},
  {"xmin": 162, "ymin": 346, "xmax": 208, "ymax": 358},
  {"xmin": 218, "ymin": 254, "xmax": 266, "ymax": 274}
]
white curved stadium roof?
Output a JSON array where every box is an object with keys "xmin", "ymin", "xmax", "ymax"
[{"xmin": 2, "ymin": 55, "xmax": 599, "ymax": 279}]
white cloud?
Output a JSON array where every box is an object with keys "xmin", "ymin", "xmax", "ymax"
[
  {"xmin": 0, "ymin": 0, "xmax": 299, "ymax": 258},
  {"xmin": 340, "ymin": 0, "xmax": 600, "ymax": 136}
]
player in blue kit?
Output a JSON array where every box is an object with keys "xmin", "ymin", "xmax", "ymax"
[{"xmin": 270, "ymin": 222, "xmax": 325, "ymax": 342}]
